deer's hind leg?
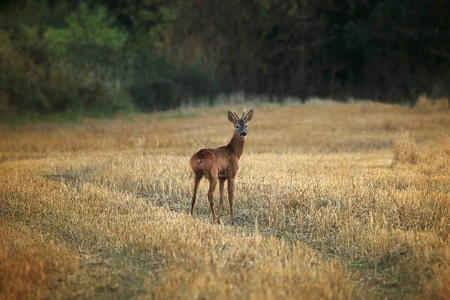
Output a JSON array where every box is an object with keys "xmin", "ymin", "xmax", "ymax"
[
  {"xmin": 190, "ymin": 171, "xmax": 203, "ymax": 216},
  {"xmin": 204, "ymin": 165, "xmax": 219, "ymax": 222},
  {"xmin": 206, "ymin": 175, "xmax": 218, "ymax": 222}
]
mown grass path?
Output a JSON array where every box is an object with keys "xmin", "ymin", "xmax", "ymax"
[{"xmin": 1, "ymin": 101, "xmax": 449, "ymax": 299}]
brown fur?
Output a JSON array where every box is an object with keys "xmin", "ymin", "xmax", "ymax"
[{"xmin": 190, "ymin": 109, "xmax": 253, "ymax": 224}]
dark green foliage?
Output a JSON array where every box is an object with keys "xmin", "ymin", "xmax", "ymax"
[
  {"xmin": 168, "ymin": 0, "xmax": 449, "ymax": 103},
  {"xmin": 129, "ymin": 54, "xmax": 219, "ymax": 111},
  {"xmin": 0, "ymin": 0, "xmax": 449, "ymax": 117},
  {"xmin": 0, "ymin": 48, "xmax": 131, "ymax": 115},
  {"xmin": 0, "ymin": 1, "xmax": 133, "ymax": 116}
]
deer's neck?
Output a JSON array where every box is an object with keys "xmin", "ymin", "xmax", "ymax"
[{"xmin": 227, "ymin": 131, "xmax": 245, "ymax": 160}]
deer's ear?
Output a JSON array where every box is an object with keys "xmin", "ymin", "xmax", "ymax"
[
  {"xmin": 228, "ymin": 111, "xmax": 238, "ymax": 124},
  {"xmin": 244, "ymin": 109, "xmax": 254, "ymax": 122}
]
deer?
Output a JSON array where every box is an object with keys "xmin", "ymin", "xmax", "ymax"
[{"xmin": 190, "ymin": 108, "xmax": 254, "ymax": 225}]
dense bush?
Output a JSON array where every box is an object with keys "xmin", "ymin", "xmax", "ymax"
[
  {"xmin": 0, "ymin": 3, "xmax": 131, "ymax": 116},
  {"xmin": 0, "ymin": 1, "xmax": 220, "ymax": 116},
  {"xmin": 0, "ymin": 45, "xmax": 131, "ymax": 116},
  {"xmin": 0, "ymin": 0, "xmax": 448, "ymax": 116},
  {"xmin": 129, "ymin": 54, "xmax": 219, "ymax": 111}
]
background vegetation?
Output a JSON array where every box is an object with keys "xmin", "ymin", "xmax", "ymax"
[
  {"xmin": 1, "ymin": 0, "xmax": 449, "ymax": 116},
  {"xmin": 1, "ymin": 100, "xmax": 449, "ymax": 299}
]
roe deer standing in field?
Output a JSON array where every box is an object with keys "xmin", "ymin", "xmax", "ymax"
[{"xmin": 190, "ymin": 108, "xmax": 254, "ymax": 224}]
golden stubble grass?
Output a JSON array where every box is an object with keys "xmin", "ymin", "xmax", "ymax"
[{"xmin": 0, "ymin": 99, "xmax": 449, "ymax": 299}]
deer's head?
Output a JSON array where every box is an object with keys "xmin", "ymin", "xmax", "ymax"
[{"xmin": 227, "ymin": 108, "xmax": 254, "ymax": 137}]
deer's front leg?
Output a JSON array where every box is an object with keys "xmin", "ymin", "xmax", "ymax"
[
  {"xmin": 227, "ymin": 178, "xmax": 235, "ymax": 224},
  {"xmin": 217, "ymin": 178, "xmax": 225, "ymax": 224}
]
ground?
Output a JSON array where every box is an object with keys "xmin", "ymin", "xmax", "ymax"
[{"xmin": 1, "ymin": 99, "xmax": 449, "ymax": 299}]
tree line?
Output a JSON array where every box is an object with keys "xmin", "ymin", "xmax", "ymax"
[{"xmin": 1, "ymin": 0, "xmax": 448, "ymax": 115}]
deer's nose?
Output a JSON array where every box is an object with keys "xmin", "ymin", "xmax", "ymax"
[{"xmin": 240, "ymin": 132, "xmax": 247, "ymax": 137}]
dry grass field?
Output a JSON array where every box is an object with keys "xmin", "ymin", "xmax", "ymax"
[{"xmin": 1, "ymin": 98, "xmax": 449, "ymax": 299}]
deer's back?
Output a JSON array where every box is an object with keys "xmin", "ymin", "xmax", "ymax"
[{"xmin": 190, "ymin": 147, "xmax": 234, "ymax": 178}]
